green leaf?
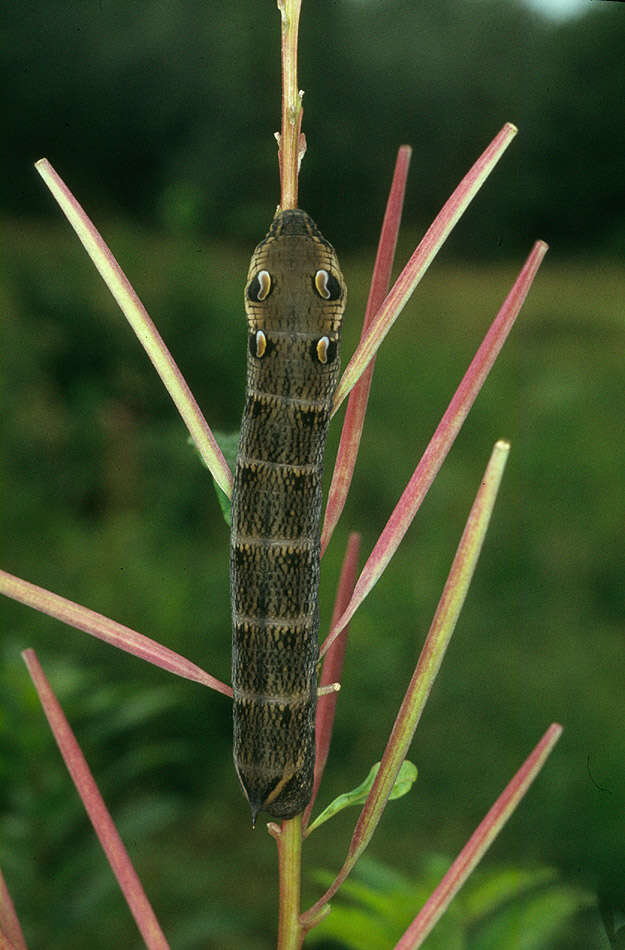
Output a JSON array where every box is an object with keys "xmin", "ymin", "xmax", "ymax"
[
  {"xmin": 214, "ymin": 482, "xmax": 232, "ymax": 527},
  {"xmin": 306, "ymin": 760, "xmax": 417, "ymax": 834},
  {"xmin": 190, "ymin": 429, "xmax": 239, "ymax": 526}
]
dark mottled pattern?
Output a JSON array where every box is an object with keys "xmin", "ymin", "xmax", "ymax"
[{"xmin": 230, "ymin": 209, "xmax": 346, "ymax": 822}]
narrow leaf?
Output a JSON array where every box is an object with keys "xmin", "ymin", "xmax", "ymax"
[
  {"xmin": 322, "ymin": 146, "xmax": 412, "ymax": 554},
  {"xmin": 307, "ymin": 761, "xmax": 417, "ymax": 835},
  {"xmin": 332, "ymin": 123, "xmax": 518, "ymax": 413},
  {"xmin": 327, "ymin": 240, "xmax": 548, "ymax": 648},
  {"xmin": 302, "ymin": 439, "xmax": 511, "ymax": 925},
  {"xmin": 394, "ymin": 724, "xmax": 563, "ymax": 949},
  {"xmin": 1, "ymin": 570, "xmax": 232, "ymax": 697},
  {"xmin": 0, "ymin": 931, "xmax": 20, "ymax": 950},
  {"xmin": 22, "ymin": 650, "xmax": 171, "ymax": 950},
  {"xmin": 0, "ymin": 867, "xmax": 27, "ymax": 950},
  {"xmin": 35, "ymin": 158, "xmax": 232, "ymax": 498},
  {"xmin": 345, "ymin": 442, "xmax": 511, "ymax": 863}
]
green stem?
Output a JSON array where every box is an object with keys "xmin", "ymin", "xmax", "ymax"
[{"xmin": 276, "ymin": 815, "xmax": 304, "ymax": 949}]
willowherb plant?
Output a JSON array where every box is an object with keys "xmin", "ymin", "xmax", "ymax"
[{"xmin": 0, "ymin": 2, "xmax": 560, "ymax": 948}]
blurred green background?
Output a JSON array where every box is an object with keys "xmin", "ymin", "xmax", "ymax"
[{"xmin": 2, "ymin": 1, "xmax": 623, "ymax": 947}]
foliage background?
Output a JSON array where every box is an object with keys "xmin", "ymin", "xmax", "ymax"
[{"xmin": 2, "ymin": 0, "xmax": 623, "ymax": 947}]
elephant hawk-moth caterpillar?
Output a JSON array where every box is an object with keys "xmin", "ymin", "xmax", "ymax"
[{"xmin": 230, "ymin": 208, "xmax": 347, "ymax": 823}]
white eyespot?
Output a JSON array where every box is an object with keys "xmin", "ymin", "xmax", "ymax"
[
  {"xmin": 314, "ymin": 269, "xmax": 331, "ymax": 300},
  {"xmin": 316, "ymin": 336, "xmax": 330, "ymax": 364},
  {"xmin": 248, "ymin": 270, "xmax": 272, "ymax": 302},
  {"xmin": 314, "ymin": 269, "xmax": 341, "ymax": 301},
  {"xmin": 255, "ymin": 329, "xmax": 267, "ymax": 358}
]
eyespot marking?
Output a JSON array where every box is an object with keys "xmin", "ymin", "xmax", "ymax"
[
  {"xmin": 254, "ymin": 329, "xmax": 267, "ymax": 358},
  {"xmin": 316, "ymin": 336, "xmax": 330, "ymax": 364},
  {"xmin": 314, "ymin": 269, "xmax": 341, "ymax": 301},
  {"xmin": 248, "ymin": 270, "xmax": 272, "ymax": 302}
]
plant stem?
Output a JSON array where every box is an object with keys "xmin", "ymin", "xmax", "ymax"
[
  {"xmin": 277, "ymin": 0, "xmax": 304, "ymax": 208},
  {"xmin": 276, "ymin": 816, "xmax": 304, "ymax": 949},
  {"xmin": 274, "ymin": 6, "xmax": 305, "ymax": 948}
]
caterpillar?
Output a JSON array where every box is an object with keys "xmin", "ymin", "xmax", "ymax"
[{"xmin": 230, "ymin": 208, "xmax": 347, "ymax": 824}]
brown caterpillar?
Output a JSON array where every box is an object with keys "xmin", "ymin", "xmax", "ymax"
[{"xmin": 230, "ymin": 208, "xmax": 347, "ymax": 823}]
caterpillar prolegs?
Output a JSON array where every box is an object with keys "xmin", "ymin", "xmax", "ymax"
[{"xmin": 230, "ymin": 209, "xmax": 347, "ymax": 823}]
